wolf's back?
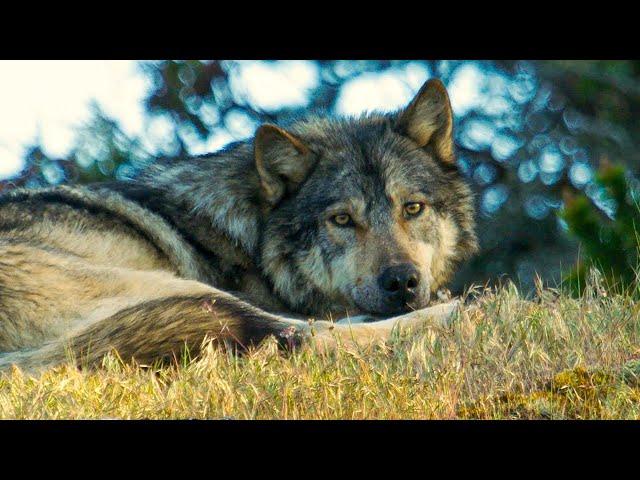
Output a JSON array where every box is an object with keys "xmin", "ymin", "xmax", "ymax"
[
  {"xmin": 0, "ymin": 185, "xmax": 215, "ymax": 359},
  {"xmin": 0, "ymin": 185, "xmax": 210, "ymax": 280}
]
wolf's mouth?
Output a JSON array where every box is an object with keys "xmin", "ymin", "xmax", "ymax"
[
  {"xmin": 352, "ymin": 297, "xmax": 430, "ymax": 318},
  {"xmin": 348, "ymin": 282, "xmax": 431, "ymax": 317}
]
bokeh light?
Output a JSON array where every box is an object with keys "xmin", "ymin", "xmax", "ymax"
[{"xmin": 1, "ymin": 60, "xmax": 638, "ymax": 294}]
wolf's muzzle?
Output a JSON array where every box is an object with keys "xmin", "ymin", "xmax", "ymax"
[{"xmin": 378, "ymin": 263, "xmax": 420, "ymax": 312}]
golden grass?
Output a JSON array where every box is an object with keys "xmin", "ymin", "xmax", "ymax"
[{"xmin": 1, "ymin": 281, "xmax": 640, "ymax": 419}]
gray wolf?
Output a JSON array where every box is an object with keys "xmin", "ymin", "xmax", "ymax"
[{"xmin": 0, "ymin": 79, "xmax": 477, "ymax": 371}]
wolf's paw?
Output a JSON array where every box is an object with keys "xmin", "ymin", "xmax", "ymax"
[{"xmin": 436, "ymin": 287, "xmax": 452, "ymax": 302}]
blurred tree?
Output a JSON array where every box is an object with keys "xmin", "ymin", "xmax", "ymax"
[
  {"xmin": 561, "ymin": 162, "xmax": 640, "ymax": 295},
  {"xmin": 2, "ymin": 60, "xmax": 639, "ymax": 294}
]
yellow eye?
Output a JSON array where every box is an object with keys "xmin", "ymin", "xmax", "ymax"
[
  {"xmin": 404, "ymin": 202, "xmax": 424, "ymax": 217},
  {"xmin": 332, "ymin": 214, "xmax": 352, "ymax": 226}
]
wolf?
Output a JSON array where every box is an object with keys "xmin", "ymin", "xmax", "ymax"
[{"xmin": 0, "ymin": 79, "xmax": 477, "ymax": 371}]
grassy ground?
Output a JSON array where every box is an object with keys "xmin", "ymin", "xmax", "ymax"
[{"xmin": 1, "ymin": 281, "xmax": 640, "ymax": 419}]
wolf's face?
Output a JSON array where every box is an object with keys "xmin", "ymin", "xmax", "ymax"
[{"xmin": 255, "ymin": 79, "xmax": 478, "ymax": 317}]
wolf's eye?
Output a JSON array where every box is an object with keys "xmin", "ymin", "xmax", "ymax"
[
  {"xmin": 332, "ymin": 213, "xmax": 353, "ymax": 227},
  {"xmin": 404, "ymin": 202, "xmax": 424, "ymax": 217}
]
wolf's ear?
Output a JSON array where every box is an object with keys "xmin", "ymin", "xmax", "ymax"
[
  {"xmin": 396, "ymin": 78, "xmax": 455, "ymax": 164},
  {"xmin": 254, "ymin": 124, "xmax": 316, "ymax": 206}
]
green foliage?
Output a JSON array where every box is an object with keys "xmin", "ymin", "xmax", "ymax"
[
  {"xmin": 0, "ymin": 104, "xmax": 156, "ymax": 191},
  {"xmin": 560, "ymin": 163, "xmax": 640, "ymax": 295},
  {"xmin": 143, "ymin": 60, "xmax": 228, "ymax": 140},
  {"xmin": 70, "ymin": 104, "xmax": 154, "ymax": 184}
]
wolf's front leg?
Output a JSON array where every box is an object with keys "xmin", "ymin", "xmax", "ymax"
[
  {"xmin": 311, "ymin": 300, "xmax": 460, "ymax": 350},
  {"xmin": 334, "ymin": 300, "xmax": 459, "ymax": 326}
]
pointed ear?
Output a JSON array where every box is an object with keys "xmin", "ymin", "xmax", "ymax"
[
  {"xmin": 254, "ymin": 124, "xmax": 316, "ymax": 205},
  {"xmin": 396, "ymin": 78, "xmax": 455, "ymax": 163}
]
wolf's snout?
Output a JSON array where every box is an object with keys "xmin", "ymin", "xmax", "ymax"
[{"xmin": 378, "ymin": 263, "xmax": 420, "ymax": 309}]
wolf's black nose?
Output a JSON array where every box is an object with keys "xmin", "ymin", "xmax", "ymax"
[{"xmin": 378, "ymin": 264, "xmax": 420, "ymax": 305}]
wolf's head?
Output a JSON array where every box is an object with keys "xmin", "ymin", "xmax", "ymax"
[{"xmin": 254, "ymin": 79, "xmax": 478, "ymax": 317}]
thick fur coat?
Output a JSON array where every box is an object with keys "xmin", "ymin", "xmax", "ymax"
[{"xmin": 0, "ymin": 79, "xmax": 477, "ymax": 371}]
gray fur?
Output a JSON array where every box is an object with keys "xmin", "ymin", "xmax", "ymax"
[{"xmin": 0, "ymin": 78, "xmax": 478, "ymax": 369}]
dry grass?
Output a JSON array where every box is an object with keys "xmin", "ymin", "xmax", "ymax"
[{"xmin": 2, "ymin": 281, "xmax": 640, "ymax": 419}]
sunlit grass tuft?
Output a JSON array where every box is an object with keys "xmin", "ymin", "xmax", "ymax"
[{"xmin": 2, "ymin": 278, "xmax": 640, "ymax": 419}]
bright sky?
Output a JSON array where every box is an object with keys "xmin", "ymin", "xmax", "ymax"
[
  {"xmin": 0, "ymin": 61, "xmax": 483, "ymax": 181},
  {"xmin": 0, "ymin": 61, "xmax": 150, "ymax": 179}
]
